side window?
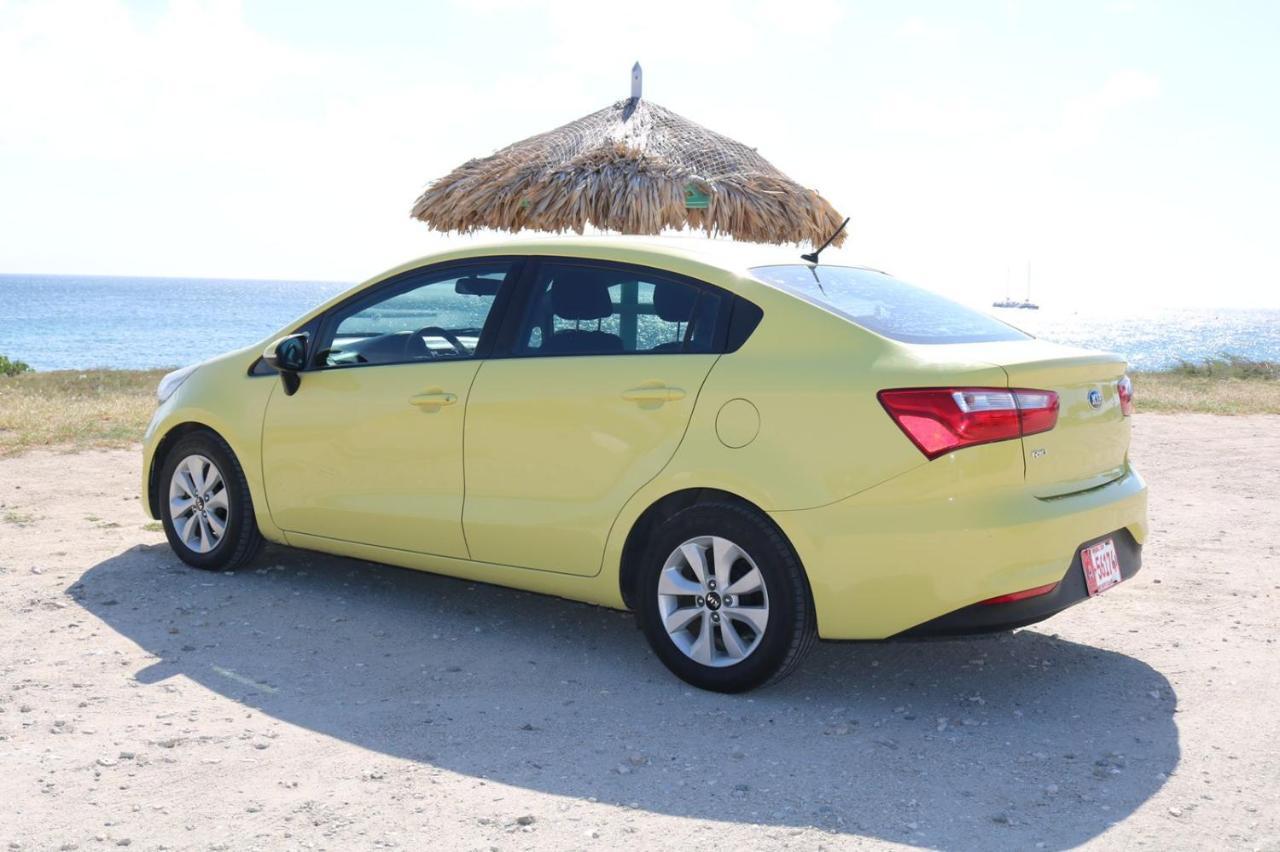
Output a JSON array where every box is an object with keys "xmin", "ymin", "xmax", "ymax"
[
  {"xmin": 317, "ymin": 263, "xmax": 513, "ymax": 368},
  {"xmin": 514, "ymin": 262, "xmax": 725, "ymax": 357}
]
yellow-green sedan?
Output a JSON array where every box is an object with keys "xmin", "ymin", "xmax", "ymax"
[{"xmin": 142, "ymin": 238, "xmax": 1147, "ymax": 692}]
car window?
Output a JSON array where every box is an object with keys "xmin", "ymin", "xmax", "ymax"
[
  {"xmin": 318, "ymin": 262, "xmax": 514, "ymax": 368},
  {"xmin": 751, "ymin": 264, "xmax": 1029, "ymax": 344},
  {"xmin": 514, "ymin": 262, "xmax": 724, "ymax": 357}
]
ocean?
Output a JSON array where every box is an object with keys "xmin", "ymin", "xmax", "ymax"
[{"xmin": 1, "ymin": 273, "xmax": 1278, "ymax": 372}]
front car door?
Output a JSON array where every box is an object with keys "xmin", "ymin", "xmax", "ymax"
[
  {"xmin": 261, "ymin": 258, "xmax": 520, "ymax": 558},
  {"xmin": 462, "ymin": 258, "xmax": 731, "ymax": 576}
]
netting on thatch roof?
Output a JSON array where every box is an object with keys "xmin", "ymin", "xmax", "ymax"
[{"xmin": 410, "ymin": 98, "xmax": 845, "ymax": 247}]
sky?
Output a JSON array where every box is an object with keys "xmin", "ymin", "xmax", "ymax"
[{"xmin": 1, "ymin": 0, "xmax": 1277, "ymax": 308}]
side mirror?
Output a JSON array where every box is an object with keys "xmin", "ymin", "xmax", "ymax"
[{"xmin": 262, "ymin": 333, "xmax": 308, "ymax": 395}]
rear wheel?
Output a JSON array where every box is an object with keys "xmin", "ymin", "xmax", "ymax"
[
  {"xmin": 159, "ymin": 431, "xmax": 262, "ymax": 571},
  {"xmin": 636, "ymin": 502, "xmax": 816, "ymax": 692}
]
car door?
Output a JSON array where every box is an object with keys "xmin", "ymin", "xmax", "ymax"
[
  {"xmin": 261, "ymin": 258, "xmax": 520, "ymax": 558},
  {"xmin": 462, "ymin": 258, "xmax": 730, "ymax": 576}
]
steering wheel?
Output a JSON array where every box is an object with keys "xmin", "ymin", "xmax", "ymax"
[{"xmin": 406, "ymin": 326, "xmax": 469, "ymax": 359}]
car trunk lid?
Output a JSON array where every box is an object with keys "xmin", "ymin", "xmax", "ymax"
[
  {"xmin": 905, "ymin": 339, "xmax": 1131, "ymax": 496},
  {"xmin": 975, "ymin": 340, "xmax": 1130, "ymax": 496}
]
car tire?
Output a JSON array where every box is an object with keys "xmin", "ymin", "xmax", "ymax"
[
  {"xmin": 635, "ymin": 501, "xmax": 817, "ymax": 693},
  {"xmin": 159, "ymin": 430, "xmax": 263, "ymax": 572}
]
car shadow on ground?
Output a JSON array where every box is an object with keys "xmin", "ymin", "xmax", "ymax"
[{"xmin": 74, "ymin": 544, "xmax": 1179, "ymax": 849}]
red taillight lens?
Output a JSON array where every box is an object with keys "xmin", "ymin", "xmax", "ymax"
[
  {"xmin": 878, "ymin": 387, "xmax": 1059, "ymax": 460},
  {"xmin": 978, "ymin": 582, "xmax": 1059, "ymax": 606},
  {"xmin": 1117, "ymin": 375, "xmax": 1134, "ymax": 417}
]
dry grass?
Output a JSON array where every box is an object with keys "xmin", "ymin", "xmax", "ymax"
[
  {"xmin": 1131, "ymin": 371, "xmax": 1280, "ymax": 415},
  {"xmin": 0, "ymin": 369, "xmax": 167, "ymax": 456}
]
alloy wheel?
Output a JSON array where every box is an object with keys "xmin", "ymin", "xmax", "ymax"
[
  {"xmin": 656, "ymin": 535, "xmax": 770, "ymax": 667},
  {"xmin": 168, "ymin": 453, "xmax": 229, "ymax": 554}
]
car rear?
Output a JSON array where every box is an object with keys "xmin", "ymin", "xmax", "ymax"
[{"xmin": 750, "ymin": 264, "xmax": 1147, "ymax": 639}]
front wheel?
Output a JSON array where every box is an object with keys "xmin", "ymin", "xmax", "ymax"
[
  {"xmin": 159, "ymin": 430, "xmax": 263, "ymax": 571},
  {"xmin": 635, "ymin": 502, "xmax": 817, "ymax": 693}
]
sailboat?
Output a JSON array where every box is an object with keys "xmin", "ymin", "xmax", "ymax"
[{"xmin": 993, "ymin": 263, "xmax": 1039, "ymax": 309}]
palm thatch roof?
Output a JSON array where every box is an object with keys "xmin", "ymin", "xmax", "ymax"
[{"xmin": 410, "ymin": 78, "xmax": 845, "ymax": 247}]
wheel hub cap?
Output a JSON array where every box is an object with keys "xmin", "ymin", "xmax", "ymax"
[
  {"xmin": 167, "ymin": 454, "xmax": 228, "ymax": 555},
  {"xmin": 655, "ymin": 535, "xmax": 770, "ymax": 668}
]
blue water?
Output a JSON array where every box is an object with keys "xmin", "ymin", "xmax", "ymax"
[
  {"xmin": 2, "ymin": 273, "xmax": 1279, "ymax": 371},
  {"xmin": 0, "ymin": 274, "xmax": 349, "ymax": 371}
]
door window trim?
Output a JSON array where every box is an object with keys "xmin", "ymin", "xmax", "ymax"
[
  {"xmin": 306, "ymin": 256, "xmax": 526, "ymax": 371},
  {"xmin": 489, "ymin": 256, "xmax": 736, "ymax": 359}
]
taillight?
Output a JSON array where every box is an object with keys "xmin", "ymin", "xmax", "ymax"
[
  {"xmin": 978, "ymin": 582, "xmax": 1059, "ymax": 606},
  {"xmin": 1117, "ymin": 375, "xmax": 1134, "ymax": 417},
  {"xmin": 878, "ymin": 387, "xmax": 1060, "ymax": 460}
]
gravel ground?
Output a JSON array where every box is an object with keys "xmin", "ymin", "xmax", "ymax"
[{"xmin": 1, "ymin": 414, "xmax": 1277, "ymax": 851}]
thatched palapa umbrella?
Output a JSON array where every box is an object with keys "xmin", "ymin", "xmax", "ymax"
[{"xmin": 410, "ymin": 64, "xmax": 846, "ymax": 247}]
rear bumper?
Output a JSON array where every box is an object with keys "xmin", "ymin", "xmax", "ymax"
[
  {"xmin": 895, "ymin": 528, "xmax": 1142, "ymax": 636},
  {"xmin": 769, "ymin": 445, "xmax": 1148, "ymax": 640}
]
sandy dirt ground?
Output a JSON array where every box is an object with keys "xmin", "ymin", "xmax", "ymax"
[{"xmin": 0, "ymin": 414, "xmax": 1277, "ymax": 851}]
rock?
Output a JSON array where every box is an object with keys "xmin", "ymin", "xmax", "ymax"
[
  {"xmin": 626, "ymin": 753, "xmax": 647, "ymax": 767},
  {"xmin": 97, "ymin": 757, "xmax": 118, "ymax": 767},
  {"xmin": 1168, "ymin": 806, "xmax": 1183, "ymax": 817},
  {"xmin": 515, "ymin": 815, "xmax": 536, "ymax": 826}
]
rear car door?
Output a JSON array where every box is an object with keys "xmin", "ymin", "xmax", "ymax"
[
  {"xmin": 462, "ymin": 258, "xmax": 730, "ymax": 576},
  {"xmin": 261, "ymin": 258, "xmax": 520, "ymax": 557}
]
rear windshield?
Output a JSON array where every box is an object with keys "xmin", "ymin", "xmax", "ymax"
[{"xmin": 751, "ymin": 265, "xmax": 1030, "ymax": 344}]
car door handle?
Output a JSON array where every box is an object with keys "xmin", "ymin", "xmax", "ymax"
[
  {"xmin": 621, "ymin": 384, "xmax": 686, "ymax": 403},
  {"xmin": 409, "ymin": 390, "xmax": 458, "ymax": 409}
]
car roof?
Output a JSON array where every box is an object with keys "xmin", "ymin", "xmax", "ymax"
[{"xmin": 396, "ymin": 234, "xmax": 871, "ymax": 277}]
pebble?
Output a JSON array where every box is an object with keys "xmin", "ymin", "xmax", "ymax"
[
  {"xmin": 515, "ymin": 815, "xmax": 535, "ymax": 826},
  {"xmin": 1169, "ymin": 806, "xmax": 1183, "ymax": 817}
]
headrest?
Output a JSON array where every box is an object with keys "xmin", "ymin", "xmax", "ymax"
[
  {"xmin": 549, "ymin": 269, "xmax": 615, "ymax": 321},
  {"xmin": 652, "ymin": 280, "xmax": 698, "ymax": 322}
]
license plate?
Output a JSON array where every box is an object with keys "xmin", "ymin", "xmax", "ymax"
[{"xmin": 1081, "ymin": 538, "xmax": 1123, "ymax": 596}]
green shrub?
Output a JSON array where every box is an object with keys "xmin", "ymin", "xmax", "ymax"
[
  {"xmin": 1168, "ymin": 355, "xmax": 1280, "ymax": 380},
  {"xmin": 0, "ymin": 355, "xmax": 33, "ymax": 377}
]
